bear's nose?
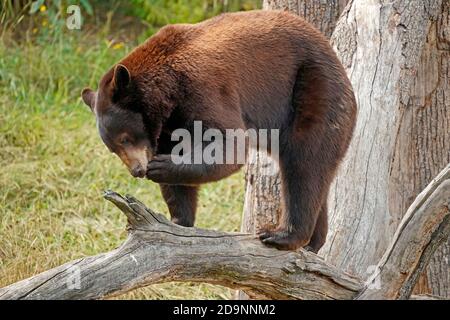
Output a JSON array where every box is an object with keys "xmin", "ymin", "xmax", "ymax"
[{"xmin": 131, "ymin": 166, "xmax": 146, "ymax": 178}]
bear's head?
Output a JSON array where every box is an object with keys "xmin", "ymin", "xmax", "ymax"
[{"xmin": 81, "ymin": 64, "xmax": 154, "ymax": 178}]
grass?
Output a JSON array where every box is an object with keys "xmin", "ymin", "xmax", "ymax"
[{"xmin": 0, "ymin": 26, "xmax": 245, "ymax": 299}]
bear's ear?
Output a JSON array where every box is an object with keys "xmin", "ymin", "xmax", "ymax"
[
  {"xmin": 81, "ymin": 88, "xmax": 95, "ymax": 112},
  {"xmin": 112, "ymin": 64, "xmax": 131, "ymax": 93}
]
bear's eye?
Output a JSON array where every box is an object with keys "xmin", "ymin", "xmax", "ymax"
[{"xmin": 120, "ymin": 137, "xmax": 131, "ymax": 145}]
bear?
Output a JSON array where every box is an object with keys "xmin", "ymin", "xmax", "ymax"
[{"xmin": 81, "ymin": 10, "xmax": 357, "ymax": 252}]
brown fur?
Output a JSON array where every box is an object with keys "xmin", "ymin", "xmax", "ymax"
[{"xmin": 82, "ymin": 10, "xmax": 357, "ymax": 252}]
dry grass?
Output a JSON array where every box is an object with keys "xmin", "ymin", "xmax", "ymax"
[{"xmin": 0, "ymin": 32, "xmax": 244, "ymax": 299}]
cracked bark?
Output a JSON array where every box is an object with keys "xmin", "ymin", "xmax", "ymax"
[
  {"xmin": 0, "ymin": 191, "xmax": 363, "ymax": 300},
  {"xmin": 248, "ymin": 0, "xmax": 449, "ymax": 298},
  {"xmin": 262, "ymin": 0, "xmax": 348, "ymax": 38},
  {"xmin": 324, "ymin": 0, "xmax": 450, "ymax": 297},
  {"xmin": 0, "ymin": 164, "xmax": 448, "ymax": 300},
  {"xmin": 237, "ymin": 0, "xmax": 350, "ymax": 300}
]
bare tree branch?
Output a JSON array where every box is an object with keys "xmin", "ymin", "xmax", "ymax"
[
  {"xmin": 0, "ymin": 164, "xmax": 448, "ymax": 300},
  {"xmin": 0, "ymin": 191, "xmax": 363, "ymax": 300},
  {"xmin": 358, "ymin": 164, "xmax": 450, "ymax": 299}
]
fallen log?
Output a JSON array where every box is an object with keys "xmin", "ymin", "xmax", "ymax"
[{"xmin": 0, "ymin": 164, "xmax": 449, "ymax": 300}]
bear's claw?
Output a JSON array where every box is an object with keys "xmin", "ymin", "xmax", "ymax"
[{"xmin": 258, "ymin": 229, "xmax": 306, "ymax": 251}]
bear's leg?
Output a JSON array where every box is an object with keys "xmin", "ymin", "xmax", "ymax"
[
  {"xmin": 304, "ymin": 201, "xmax": 328, "ymax": 253},
  {"xmin": 148, "ymin": 126, "xmax": 245, "ymax": 185},
  {"xmin": 148, "ymin": 155, "xmax": 243, "ymax": 185},
  {"xmin": 259, "ymin": 139, "xmax": 329, "ymax": 250},
  {"xmin": 159, "ymin": 184, "xmax": 198, "ymax": 227}
]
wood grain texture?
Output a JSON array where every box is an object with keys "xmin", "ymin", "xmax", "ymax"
[
  {"xmin": 263, "ymin": 0, "xmax": 348, "ymax": 37},
  {"xmin": 410, "ymin": 294, "xmax": 448, "ymax": 300},
  {"xmin": 0, "ymin": 191, "xmax": 362, "ymax": 300},
  {"xmin": 238, "ymin": 0, "xmax": 349, "ymax": 299},
  {"xmin": 238, "ymin": 150, "xmax": 282, "ymax": 299},
  {"xmin": 252, "ymin": 0, "xmax": 449, "ymax": 298},
  {"xmin": 247, "ymin": 0, "xmax": 348, "ymax": 251},
  {"xmin": 323, "ymin": 0, "xmax": 449, "ymax": 297},
  {"xmin": 1, "ymin": 165, "xmax": 448, "ymax": 300},
  {"xmin": 406, "ymin": 0, "xmax": 450, "ymax": 296},
  {"xmin": 241, "ymin": 150, "xmax": 282, "ymax": 240},
  {"xmin": 357, "ymin": 164, "xmax": 450, "ymax": 299}
]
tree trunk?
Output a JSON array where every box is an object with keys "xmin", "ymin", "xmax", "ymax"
[
  {"xmin": 1, "ymin": 1, "xmax": 448, "ymax": 301},
  {"xmin": 238, "ymin": 0, "xmax": 349, "ymax": 299},
  {"xmin": 0, "ymin": 192, "xmax": 364, "ymax": 300},
  {"xmin": 242, "ymin": 0, "xmax": 349, "ymax": 253},
  {"xmin": 237, "ymin": 0, "xmax": 348, "ymax": 300},
  {"xmin": 324, "ymin": 0, "xmax": 450, "ymax": 297},
  {"xmin": 408, "ymin": 0, "xmax": 450, "ymax": 296},
  {"xmin": 243, "ymin": 0, "xmax": 449, "ymax": 298},
  {"xmin": 263, "ymin": 0, "xmax": 348, "ymax": 38}
]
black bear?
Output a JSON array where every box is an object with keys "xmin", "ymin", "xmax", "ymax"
[{"xmin": 81, "ymin": 10, "xmax": 357, "ymax": 252}]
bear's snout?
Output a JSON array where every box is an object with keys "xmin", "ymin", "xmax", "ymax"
[{"xmin": 130, "ymin": 165, "xmax": 146, "ymax": 178}]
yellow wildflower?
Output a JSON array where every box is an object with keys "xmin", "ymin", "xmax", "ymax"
[
  {"xmin": 39, "ymin": 5, "xmax": 47, "ymax": 12},
  {"xmin": 112, "ymin": 42, "xmax": 124, "ymax": 50},
  {"xmin": 32, "ymin": 28, "xmax": 38, "ymax": 34}
]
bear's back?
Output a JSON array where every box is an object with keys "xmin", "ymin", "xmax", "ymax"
[
  {"xmin": 119, "ymin": 10, "xmax": 346, "ymax": 124},
  {"xmin": 186, "ymin": 10, "xmax": 324, "ymax": 59},
  {"xmin": 122, "ymin": 10, "xmax": 328, "ymax": 75}
]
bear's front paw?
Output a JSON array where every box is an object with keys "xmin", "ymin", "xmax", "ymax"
[
  {"xmin": 146, "ymin": 154, "xmax": 175, "ymax": 183},
  {"xmin": 259, "ymin": 229, "xmax": 308, "ymax": 251}
]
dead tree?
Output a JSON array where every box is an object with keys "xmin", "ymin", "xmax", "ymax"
[
  {"xmin": 0, "ymin": 164, "xmax": 448, "ymax": 300},
  {"xmin": 247, "ymin": 0, "xmax": 450, "ymax": 297}
]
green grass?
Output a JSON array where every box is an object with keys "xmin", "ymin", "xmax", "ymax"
[{"xmin": 0, "ymin": 30, "xmax": 244, "ymax": 299}]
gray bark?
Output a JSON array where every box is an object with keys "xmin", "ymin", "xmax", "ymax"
[
  {"xmin": 357, "ymin": 166, "xmax": 450, "ymax": 299},
  {"xmin": 324, "ymin": 0, "xmax": 450, "ymax": 297},
  {"xmin": 238, "ymin": 0, "xmax": 348, "ymax": 299},
  {"xmin": 252, "ymin": 0, "xmax": 450, "ymax": 298},
  {"xmin": 238, "ymin": 151, "xmax": 283, "ymax": 299},
  {"xmin": 244, "ymin": 0, "xmax": 349, "ymax": 257},
  {"xmin": 263, "ymin": 0, "xmax": 348, "ymax": 37},
  {"xmin": 0, "ymin": 191, "xmax": 363, "ymax": 300},
  {"xmin": 1, "ymin": 163, "xmax": 449, "ymax": 300}
]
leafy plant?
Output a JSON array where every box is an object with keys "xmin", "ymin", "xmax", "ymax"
[
  {"xmin": 128, "ymin": 0, "xmax": 260, "ymax": 36},
  {"xmin": 0, "ymin": 0, "xmax": 257, "ymax": 299}
]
